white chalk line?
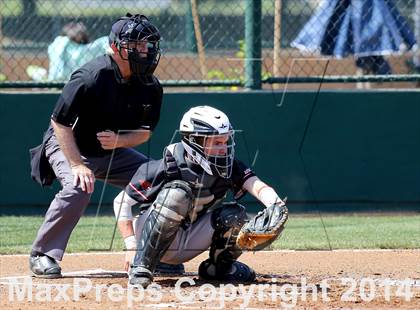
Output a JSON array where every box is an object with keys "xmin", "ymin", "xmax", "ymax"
[
  {"xmin": 0, "ymin": 268, "xmax": 124, "ymax": 282},
  {"xmin": 0, "ymin": 268, "xmax": 419, "ymax": 288},
  {"xmin": 0, "ymin": 269, "xmax": 199, "ymax": 286}
]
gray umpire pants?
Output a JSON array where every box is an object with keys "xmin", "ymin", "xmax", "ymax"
[
  {"xmin": 133, "ymin": 205, "xmax": 215, "ymax": 264},
  {"xmin": 31, "ymin": 135, "xmax": 148, "ymax": 261}
]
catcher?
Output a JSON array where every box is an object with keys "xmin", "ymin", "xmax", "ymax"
[{"xmin": 113, "ymin": 106, "xmax": 288, "ymax": 287}]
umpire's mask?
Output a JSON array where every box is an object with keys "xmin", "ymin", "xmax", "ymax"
[{"xmin": 110, "ymin": 13, "xmax": 161, "ymax": 83}]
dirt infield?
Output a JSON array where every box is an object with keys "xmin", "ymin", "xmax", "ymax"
[{"xmin": 1, "ymin": 250, "xmax": 419, "ymax": 309}]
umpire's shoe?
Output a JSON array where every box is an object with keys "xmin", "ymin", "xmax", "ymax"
[
  {"xmin": 199, "ymin": 259, "xmax": 256, "ymax": 283},
  {"xmin": 29, "ymin": 255, "xmax": 62, "ymax": 278},
  {"xmin": 129, "ymin": 266, "xmax": 153, "ymax": 288}
]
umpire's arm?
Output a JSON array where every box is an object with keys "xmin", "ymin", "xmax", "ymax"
[{"xmin": 51, "ymin": 119, "xmax": 95, "ymax": 194}]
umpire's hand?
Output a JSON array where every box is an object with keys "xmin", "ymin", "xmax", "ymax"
[
  {"xmin": 97, "ymin": 130, "xmax": 119, "ymax": 150},
  {"xmin": 71, "ymin": 164, "xmax": 95, "ymax": 193}
]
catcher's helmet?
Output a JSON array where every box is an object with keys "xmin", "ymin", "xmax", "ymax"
[
  {"xmin": 109, "ymin": 13, "xmax": 161, "ymax": 82},
  {"xmin": 179, "ymin": 106, "xmax": 235, "ymax": 178}
]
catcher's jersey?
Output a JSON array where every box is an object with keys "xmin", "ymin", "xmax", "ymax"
[{"xmin": 126, "ymin": 142, "xmax": 255, "ymax": 218}]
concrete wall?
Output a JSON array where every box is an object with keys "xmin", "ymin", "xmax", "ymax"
[{"xmin": 1, "ymin": 90, "xmax": 419, "ymax": 211}]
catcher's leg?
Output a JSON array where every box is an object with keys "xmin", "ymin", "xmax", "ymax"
[
  {"xmin": 158, "ymin": 211, "xmax": 214, "ymax": 264},
  {"xmin": 129, "ymin": 180, "xmax": 193, "ymax": 287},
  {"xmin": 198, "ymin": 202, "xmax": 256, "ymax": 282}
]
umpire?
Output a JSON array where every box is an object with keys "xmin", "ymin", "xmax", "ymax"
[{"xmin": 29, "ymin": 13, "xmax": 163, "ymax": 278}]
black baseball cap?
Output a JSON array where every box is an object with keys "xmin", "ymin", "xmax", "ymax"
[{"xmin": 108, "ymin": 13, "xmax": 160, "ymax": 46}]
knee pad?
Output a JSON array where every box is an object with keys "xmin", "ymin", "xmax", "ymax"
[
  {"xmin": 132, "ymin": 180, "xmax": 193, "ymax": 271},
  {"xmin": 211, "ymin": 202, "xmax": 247, "ymax": 231},
  {"xmin": 154, "ymin": 180, "xmax": 193, "ymax": 220}
]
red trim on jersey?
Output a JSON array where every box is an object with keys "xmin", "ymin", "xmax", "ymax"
[
  {"xmin": 129, "ymin": 183, "xmax": 148, "ymax": 201},
  {"xmin": 139, "ymin": 180, "xmax": 152, "ymax": 190}
]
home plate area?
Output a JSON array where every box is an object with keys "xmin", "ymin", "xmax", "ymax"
[{"xmin": 1, "ymin": 250, "xmax": 419, "ymax": 309}]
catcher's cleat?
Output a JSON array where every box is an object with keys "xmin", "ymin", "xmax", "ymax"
[
  {"xmin": 128, "ymin": 266, "xmax": 153, "ymax": 288},
  {"xmin": 198, "ymin": 259, "xmax": 256, "ymax": 283},
  {"xmin": 155, "ymin": 262, "xmax": 185, "ymax": 275},
  {"xmin": 29, "ymin": 255, "xmax": 62, "ymax": 279}
]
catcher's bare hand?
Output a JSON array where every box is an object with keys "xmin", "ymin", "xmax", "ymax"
[
  {"xmin": 124, "ymin": 250, "xmax": 136, "ymax": 272},
  {"xmin": 71, "ymin": 164, "xmax": 95, "ymax": 193},
  {"xmin": 97, "ymin": 131, "xmax": 119, "ymax": 150}
]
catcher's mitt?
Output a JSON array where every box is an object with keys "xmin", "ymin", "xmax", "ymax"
[{"xmin": 236, "ymin": 203, "xmax": 288, "ymax": 251}]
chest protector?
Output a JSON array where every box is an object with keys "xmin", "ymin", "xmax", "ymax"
[{"xmin": 164, "ymin": 143, "xmax": 232, "ymax": 220}]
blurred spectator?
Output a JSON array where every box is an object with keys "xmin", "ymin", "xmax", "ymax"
[
  {"xmin": 355, "ymin": 55, "xmax": 392, "ymax": 88},
  {"xmin": 355, "ymin": 56, "xmax": 392, "ymax": 75},
  {"xmin": 415, "ymin": 0, "xmax": 420, "ymax": 71},
  {"xmin": 291, "ymin": 0, "xmax": 416, "ymax": 87},
  {"xmin": 407, "ymin": 0, "xmax": 420, "ymax": 74},
  {"xmin": 61, "ymin": 22, "xmax": 90, "ymax": 44},
  {"xmin": 48, "ymin": 22, "xmax": 108, "ymax": 81},
  {"xmin": 27, "ymin": 22, "xmax": 108, "ymax": 81}
]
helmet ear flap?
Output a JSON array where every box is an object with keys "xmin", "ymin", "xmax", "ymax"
[
  {"xmin": 189, "ymin": 135, "xmax": 204, "ymax": 147},
  {"xmin": 112, "ymin": 40, "xmax": 126, "ymax": 60}
]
